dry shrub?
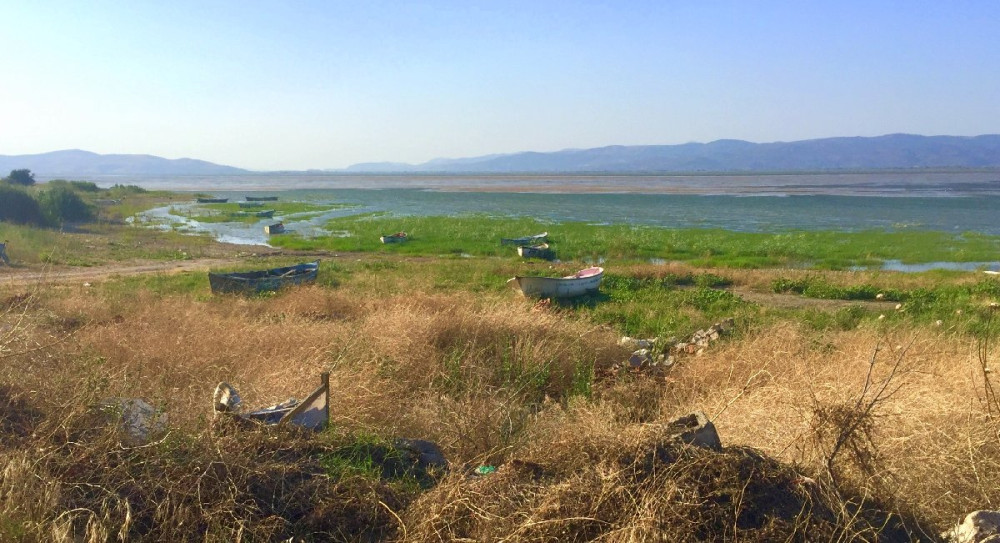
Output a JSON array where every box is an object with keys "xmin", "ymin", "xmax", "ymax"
[
  {"xmin": 404, "ymin": 406, "xmax": 915, "ymax": 542},
  {"xmin": 662, "ymin": 320, "xmax": 1000, "ymax": 532}
]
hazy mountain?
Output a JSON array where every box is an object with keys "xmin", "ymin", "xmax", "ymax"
[
  {"xmin": 344, "ymin": 134, "xmax": 1000, "ymax": 173},
  {"xmin": 0, "ymin": 149, "xmax": 248, "ymax": 176},
  {"xmin": 6, "ymin": 135, "xmax": 1000, "ymax": 177}
]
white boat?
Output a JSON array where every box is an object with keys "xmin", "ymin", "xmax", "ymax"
[
  {"xmin": 507, "ymin": 267, "xmax": 604, "ymax": 298},
  {"xmin": 501, "ymin": 232, "xmax": 548, "ymax": 246}
]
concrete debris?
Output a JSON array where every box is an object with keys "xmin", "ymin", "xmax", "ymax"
[
  {"xmin": 944, "ymin": 510, "xmax": 1000, "ymax": 543},
  {"xmin": 101, "ymin": 398, "xmax": 168, "ymax": 444},
  {"xmin": 612, "ymin": 319, "xmax": 735, "ymax": 376},
  {"xmin": 664, "ymin": 411, "xmax": 722, "ymax": 451}
]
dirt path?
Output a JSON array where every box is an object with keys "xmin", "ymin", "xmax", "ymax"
[
  {"xmin": 0, "ymin": 250, "xmax": 339, "ymax": 288},
  {"xmin": 731, "ymin": 285, "xmax": 899, "ymax": 312}
]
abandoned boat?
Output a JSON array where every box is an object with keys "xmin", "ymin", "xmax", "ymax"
[
  {"xmin": 208, "ymin": 260, "xmax": 319, "ymax": 294},
  {"xmin": 196, "ymin": 197, "xmax": 228, "ymax": 203},
  {"xmin": 507, "ymin": 266, "xmax": 604, "ymax": 298},
  {"xmin": 500, "ymin": 232, "xmax": 548, "ymax": 246},
  {"xmin": 517, "ymin": 243, "xmax": 554, "ymax": 260},
  {"xmin": 264, "ymin": 222, "xmax": 285, "ymax": 235},
  {"xmin": 380, "ymin": 232, "xmax": 408, "ymax": 244}
]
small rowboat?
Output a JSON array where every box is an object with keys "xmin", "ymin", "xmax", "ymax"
[
  {"xmin": 208, "ymin": 261, "xmax": 320, "ymax": 295},
  {"xmin": 197, "ymin": 197, "xmax": 228, "ymax": 203},
  {"xmin": 501, "ymin": 232, "xmax": 548, "ymax": 246},
  {"xmin": 264, "ymin": 222, "xmax": 285, "ymax": 235},
  {"xmin": 246, "ymin": 196, "xmax": 279, "ymax": 201},
  {"xmin": 380, "ymin": 232, "xmax": 407, "ymax": 244},
  {"xmin": 238, "ymin": 202, "xmax": 264, "ymax": 208},
  {"xmin": 517, "ymin": 243, "xmax": 554, "ymax": 260},
  {"xmin": 507, "ymin": 266, "xmax": 603, "ymax": 299}
]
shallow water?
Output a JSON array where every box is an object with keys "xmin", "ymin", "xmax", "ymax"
[{"xmin": 141, "ymin": 190, "xmax": 1000, "ymax": 244}]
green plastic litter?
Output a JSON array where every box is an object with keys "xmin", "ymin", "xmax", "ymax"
[{"xmin": 474, "ymin": 465, "xmax": 496, "ymax": 475}]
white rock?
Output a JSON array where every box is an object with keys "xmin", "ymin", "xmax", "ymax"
[{"xmin": 944, "ymin": 510, "xmax": 1000, "ymax": 543}]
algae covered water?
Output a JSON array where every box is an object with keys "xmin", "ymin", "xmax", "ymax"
[{"xmin": 142, "ymin": 189, "xmax": 1000, "ymax": 244}]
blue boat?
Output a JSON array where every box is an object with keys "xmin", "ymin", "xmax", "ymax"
[{"xmin": 208, "ymin": 261, "xmax": 319, "ymax": 294}]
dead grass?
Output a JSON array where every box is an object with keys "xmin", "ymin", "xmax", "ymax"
[{"xmin": 1, "ymin": 270, "xmax": 998, "ymax": 540}]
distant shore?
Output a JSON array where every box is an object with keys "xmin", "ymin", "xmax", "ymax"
[{"xmin": 43, "ymin": 170, "xmax": 1000, "ymax": 196}]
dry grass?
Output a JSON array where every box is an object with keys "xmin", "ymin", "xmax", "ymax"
[{"xmin": 0, "ymin": 273, "xmax": 998, "ymax": 540}]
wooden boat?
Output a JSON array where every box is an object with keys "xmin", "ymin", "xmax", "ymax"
[
  {"xmin": 197, "ymin": 197, "xmax": 228, "ymax": 203},
  {"xmin": 208, "ymin": 260, "xmax": 319, "ymax": 294},
  {"xmin": 264, "ymin": 222, "xmax": 285, "ymax": 235},
  {"xmin": 380, "ymin": 232, "xmax": 407, "ymax": 244},
  {"xmin": 517, "ymin": 243, "xmax": 554, "ymax": 260},
  {"xmin": 238, "ymin": 201, "xmax": 264, "ymax": 208},
  {"xmin": 246, "ymin": 196, "xmax": 279, "ymax": 201},
  {"xmin": 507, "ymin": 266, "xmax": 603, "ymax": 298},
  {"xmin": 501, "ymin": 232, "xmax": 548, "ymax": 246}
]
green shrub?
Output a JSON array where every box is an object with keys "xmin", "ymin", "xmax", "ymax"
[
  {"xmin": 0, "ymin": 185, "xmax": 45, "ymax": 225},
  {"xmin": 38, "ymin": 186, "xmax": 93, "ymax": 224}
]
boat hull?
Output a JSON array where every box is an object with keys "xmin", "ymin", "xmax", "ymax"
[
  {"xmin": 501, "ymin": 232, "xmax": 548, "ymax": 246},
  {"xmin": 517, "ymin": 243, "xmax": 553, "ymax": 260},
  {"xmin": 246, "ymin": 196, "xmax": 279, "ymax": 201},
  {"xmin": 508, "ymin": 267, "xmax": 603, "ymax": 298},
  {"xmin": 197, "ymin": 198, "xmax": 228, "ymax": 203},
  {"xmin": 380, "ymin": 233, "xmax": 407, "ymax": 243},
  {"xmin": 264, "ymin": 222, "xmax": 285, "ymax": 234},
  {"xmin": 208, "ymin": 261, "xmax": 319, "ymax": 294}
]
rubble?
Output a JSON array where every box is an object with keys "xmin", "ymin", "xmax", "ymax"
[
  {"xmin": 612, "ymin": 318, "xmax": 735, "ymax": 375},
  {"xmin": 945, "ymin": 510, "xmax": 1000, "ymax": 543},
  {"xmin": 100, "ymin": 398, "xmax": 168, "ymax": 444}
]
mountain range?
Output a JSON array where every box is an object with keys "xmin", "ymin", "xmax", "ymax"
[{"xmin": 4, "ymin": 134, "xmax": 1000, "ymax": 176}]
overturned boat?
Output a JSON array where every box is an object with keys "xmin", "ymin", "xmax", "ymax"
[
  {"xmin": 197, "ymin": 197, "xmax": 228, "ymax": 203},
  {"xmin": 208, "ymin": 260, "xmax": 319, "ymax": 294},
  {"xmin": 507, "ymin": 266, "xmax": 603, "ymax": 298}
]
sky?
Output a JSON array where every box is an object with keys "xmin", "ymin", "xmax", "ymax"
[{"xmin": 1, "ymin": 1, "xmax": 998, "ymax": 171}]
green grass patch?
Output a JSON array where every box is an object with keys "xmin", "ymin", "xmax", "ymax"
[{"xmin": 267, "ymin": 214, "xmax": 1000, "ymax": 269}]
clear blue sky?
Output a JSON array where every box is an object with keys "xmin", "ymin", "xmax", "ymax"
[{"xmin": 1, "ymin": 1, "xmax": 998, "ymax": 170}]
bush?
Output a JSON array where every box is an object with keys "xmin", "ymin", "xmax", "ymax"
[
  {"xmin": 0, "ymin": 185, "xmax": 46, "ymax": 225},
  {"xmin": 38, "ymin": 186, "xmax": 93, "ymax": 224}
]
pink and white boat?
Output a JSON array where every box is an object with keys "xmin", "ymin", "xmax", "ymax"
[{"xmin": 507, "ymin": 267, "xmax": 604, "ymax": 298}]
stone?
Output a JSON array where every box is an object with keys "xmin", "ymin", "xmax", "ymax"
[
  {"xmin": 394, "ymin": 438, "xmax": 449, "ymax": 472},
  {"xmin": 944, "ymin": 510, "xmax": 1000, "ymax": 543},
  {"xmin": 665, "ymin": 411, "xmax": 722, "ymax": 451},
  {"xmin": 628, "ymin": 349, "xmax": 653, "ymax": 368}
]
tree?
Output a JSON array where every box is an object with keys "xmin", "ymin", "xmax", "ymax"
[{"xmin": 4, "ymin": 169, "xmax": 36, "ymax": 186}]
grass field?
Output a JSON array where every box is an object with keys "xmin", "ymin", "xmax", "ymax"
[
  {"xmin": 1, "ymin": 198, "xmax": 999, "ymax": 541},
  {"xmin": 266, "ymin": 212, "xmax": 1000, "ymax": 270}
]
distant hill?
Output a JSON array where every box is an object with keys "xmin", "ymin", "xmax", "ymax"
[
  {"xmin": 0, "ymin": 149, "xmax": 248, "ymax": 176},
  {"xmin": 345, "ymin": 134, "xmax": 1000, "ymax": 173},
  {"xmin": 6, "ymin": 135, "xmax": 1000, "ymax": 176}
]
